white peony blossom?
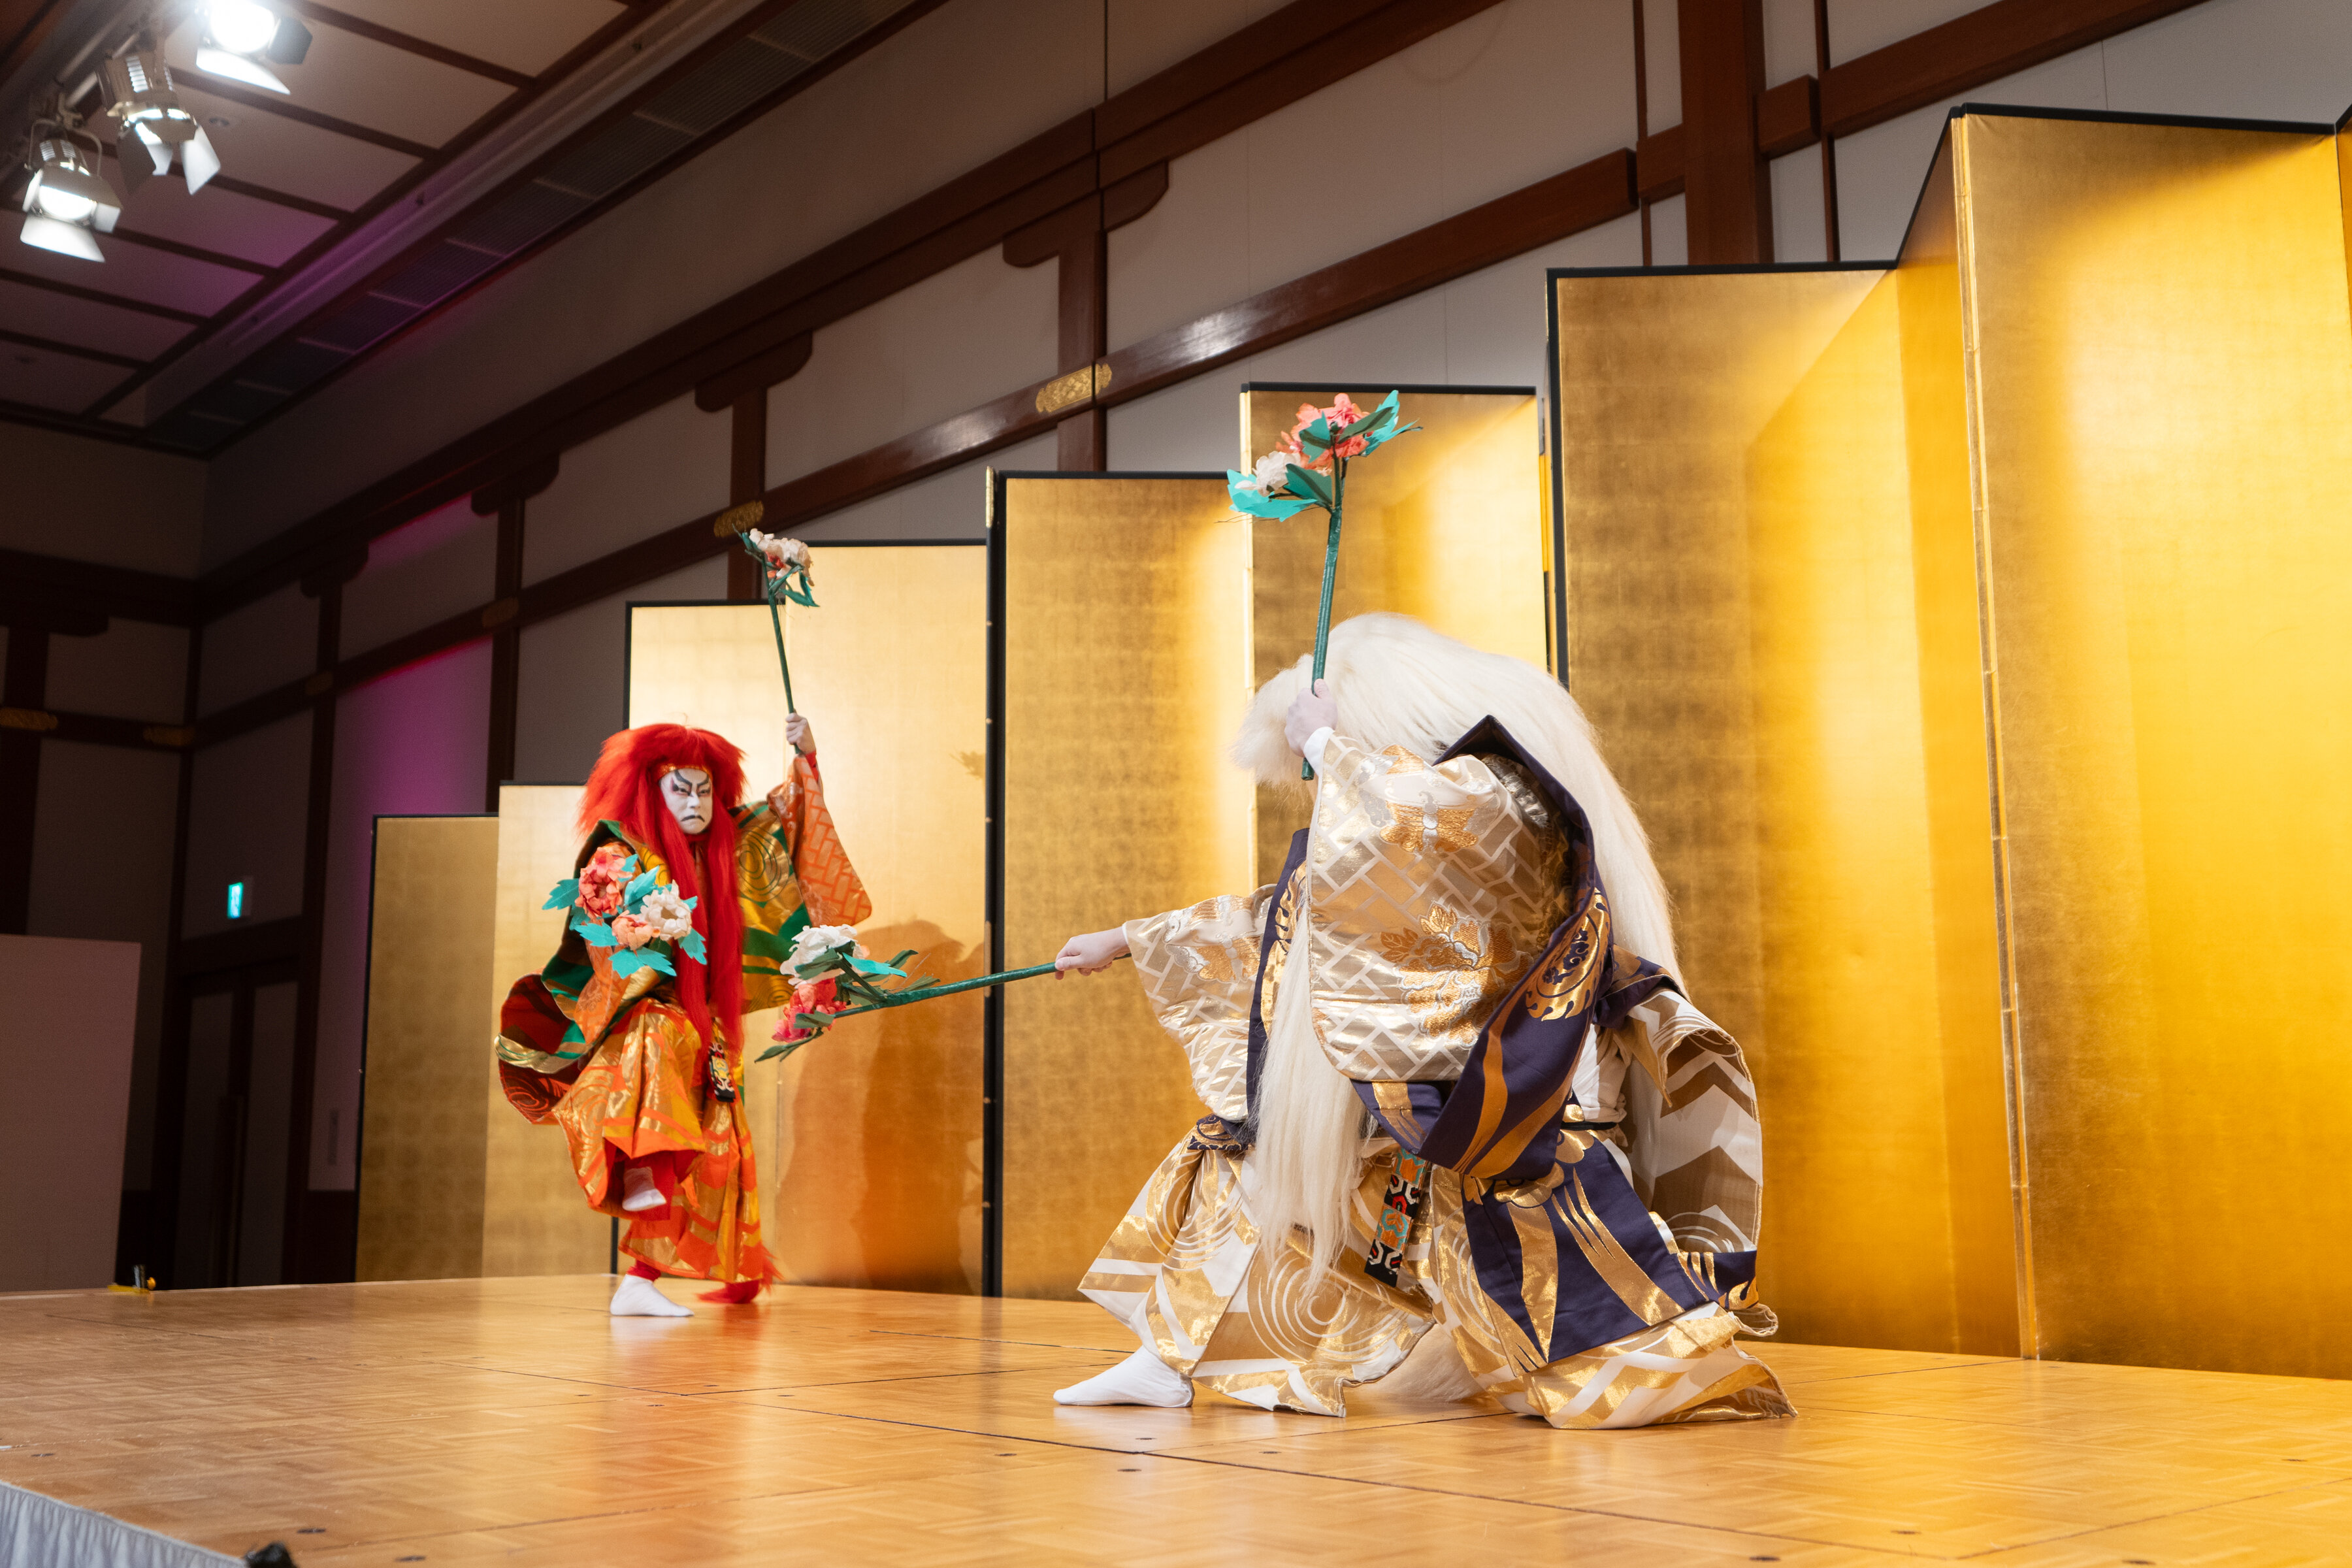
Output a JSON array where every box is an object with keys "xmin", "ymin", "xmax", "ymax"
[
  {"xmin": 747, "ymin": 527, "xmax": 809, "ymax": 570},
  {"xmin": 1249, "ymin": 449, "xmax": 1295, "ymax": 495},
  {"xmin": 637, "ymin": 883, "xmax": 696, "ymax": 943},
  {"xmin": 787, "ymin": 923, "xmax": 861, "ymax": 975}
]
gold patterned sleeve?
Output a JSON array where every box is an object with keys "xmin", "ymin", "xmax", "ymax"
[
  {"xmin": 1301, "ymin": 734, "xmax": 1570, "ymax": 1085},
  {"xmin": 1121, "ymin": 887, "xmax": 1277, "ymax": 1121}
]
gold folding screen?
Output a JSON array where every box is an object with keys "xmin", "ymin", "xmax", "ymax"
[
  {"xmin": 1241, "ymin": 386, "xmax": 1548, "ymax": 879},
  {"xmin": 1552, "ymin": 107, "xmax": 2352, "ymax": 1376},
  {"xmin": 355, "ymin": 815, "xmax": 497, "ymax": 1282},
  {"xmin": 626, "ymin": 544, "xmax": 987, "ymax": 1292},
  {"xmin": 990, "ymin": 474, "xmax": 1253, "ymax": 1298}
]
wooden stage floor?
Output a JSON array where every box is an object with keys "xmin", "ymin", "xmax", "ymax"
[{"xmin": 3, "ymin": 1277, "xmax": 2348, "ymax": 1566}]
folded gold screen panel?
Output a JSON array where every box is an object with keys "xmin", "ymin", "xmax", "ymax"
[
  {"xmin": 1952, "ymin": 113, "xmax": 2352, "ymax": 1375},
  {"xmin": 355, "ymin": 815, "xmax": 497, "ymax": 1282},
  {"xmin": 626, "ymin": 544, "xmax": 987, "ymax": 1293},
  {"xmin": 1552, "ymin": 108, "xmax": 2352, "ymax": 1377},
  {"xmin": 1553, "ymin": 264, "xmax": 2012, "ymax": 1356},
  {"xmin": 992, "ymin": 474, "xmax": 1253, "ymax": 1299},
  {"xmin": 483, "ymin": 782, "xmax": 610, "ymax": 1277},
  {"xmin": 1242, "ymin": 386, "xmax": 1547, "ymax": 881}
]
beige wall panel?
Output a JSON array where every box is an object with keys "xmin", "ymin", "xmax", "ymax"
[
  {"xmin": 355, "ymin": 817, "xmax": 497, "ymax": 1282},
  {"xmin": 483, "ymin": 783, "xmax": 610, "ymax": 1277},
  {"xmin": 998, "ymin": 476, "xmax": 1253, "ymax": 1299},
  {"xmin": 0, "ymin": 936, "xmax": 139, "ymax": 1291},
  {"xmin": 1953, "ymin": 114, "xmax": 2352, "ymax": 1375},
  {"xmin": 1242, "ymin": 387, "xmax": 1547, "ymax": 881},
  {"xmin": 626, "ymin": 545, "xmax": 987, "ymax": 1293}
]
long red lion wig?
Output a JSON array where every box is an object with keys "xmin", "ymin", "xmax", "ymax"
[{"xmin": 578, "ymin": 723, "xmax": 749, "ymax": 1047}]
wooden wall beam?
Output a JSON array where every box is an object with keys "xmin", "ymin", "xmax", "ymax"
[
  {"xmin": 468, "ymin": 454, "xmax": 556, "ymax": 810},
  {"xmin": 1678, "ymin": 0, "xmax": 1772, "ymax": 263},
  {"xmin": 726, "ymin": 390, "xmax": 767, "ymax": 603},
  {"xmin": 0, "ymin": 552, "xmax": 195, "ymax": 625},
  {"xmin": 283, "ymin": 553, "xmax": 355, "ymax": 1285}
]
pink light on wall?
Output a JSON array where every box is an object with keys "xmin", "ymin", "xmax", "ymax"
[{"xmin": 312, "ymin": 641, "xmax": 493, "ymax": 1192}]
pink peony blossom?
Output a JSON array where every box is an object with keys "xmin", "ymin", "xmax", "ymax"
[
  {"xmin": 609, "ymin": 913, "xmax": 659, "ymax": 950},
  {"xmin": 577, "ymin": 842, "xmax": 632, "ymax": 920},
  {"xmin": 773, "ymin": 975, "xmax": 842, "ymax": 1043}
]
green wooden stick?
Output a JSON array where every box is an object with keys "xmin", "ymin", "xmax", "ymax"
[
  {"xmin": 765, "ymin": 587, "xmax": 796, "ymax": 713},
  {"xmin": 758, "ymin": 956, "xmax": 1127, "ymax": 1060},
  {"xmin": 1302, "ymin": 459, "xmax": 1348, "ymax": 781}
]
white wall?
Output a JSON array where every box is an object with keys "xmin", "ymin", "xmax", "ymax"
[
  {"xmin": 198, "ymin": 581, "xmax": 316, "ymax": 716},
  {"xmin": 0, "ymin": 423, "xmax": 204, "ymax": 576},
  {"xmin": 1829, "ymin": 0, "xmax": 2352, "ymax": 259},
  {"xmin": 342, "ymin": 498, "xmax": 498, "ymax": 655}
]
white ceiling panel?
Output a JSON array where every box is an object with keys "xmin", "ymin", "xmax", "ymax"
[
  {"xmin": 165, "ymin": 82, "xmax": 421, "ymax": 210},
  {"xmin": 165, "ymin": 23, "xmax": 514, "ymax": 151},
  {"xmin": 0, "ymin": 338, "xmax": 135, "ymax": 412},
  {"xmin": 318, "ymin": 0, "xmax": 629, "ymax": 77},
  {"xmin": 0, "ymin": 278, "xmax": 191, "ymax": 361},
  {"xmin": 111, "ymin": 176, "xmax": 338, "ymax": 269},
  {"xmin": 8, "ymin": 235, "xmax": 256, "ymax": 316}
]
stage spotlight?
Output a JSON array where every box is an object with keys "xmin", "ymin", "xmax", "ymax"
[
  {"xmin": 18, "ymin": 129, "xmax": 122, "ymax": 263},
  {"xmin": 103, "ymin": 51, "xmax": 221, "ymax": 196},
  {"xmin": 196, "ymin": 1, "xmax": 313, "ymax": 95}
]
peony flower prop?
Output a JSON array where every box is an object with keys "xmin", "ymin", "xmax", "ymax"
[
  {"xmin": 762, "ymin": 925, "xmax": 922, "ymax": 1058},
  {"xmin": 1226, "ymin": 390, "xmax": 1419, "ymax": 777},
  {"xmin": 544, "ymin": 842, "xmax": 708, "ymax": 979},
  {"xmin": 755, "ymin": 951, "xmax": 1130, "ymax": 1062},
  {"xmin": 733, "ymin": 526, "xmax": 818, "ymax": 711}
]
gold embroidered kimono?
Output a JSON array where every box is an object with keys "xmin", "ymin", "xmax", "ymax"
[
  {"xmin": 1081, "ymin": 728, "xmax": 1791, "ymax": 1429},
  {"xmin": 497, "ymin": 754, "xmax": 870, "ymax": 1282}
]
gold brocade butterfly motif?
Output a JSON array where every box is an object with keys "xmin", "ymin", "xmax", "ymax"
[{"xmin": 1380, "ymin": 905, "xmax": 1522, "ymax": 1043}]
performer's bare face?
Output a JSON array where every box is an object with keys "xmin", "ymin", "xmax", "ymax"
[{"xmin": 662, "ymin": 768, "xmax": 713, "ymax": 834}]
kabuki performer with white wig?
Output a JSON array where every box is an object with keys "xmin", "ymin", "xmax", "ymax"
[{"xmin": 1053, "ymin": 613, "xmax": 1792, "ymax": 1429}]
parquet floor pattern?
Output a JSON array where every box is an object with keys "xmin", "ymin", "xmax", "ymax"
[{"xmin": 2, "ymin": 1277, "xmax": 2347, "ymax": 1566}]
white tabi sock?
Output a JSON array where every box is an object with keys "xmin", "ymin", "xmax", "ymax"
[
  {"xmin": 620, "ymin": 1165, "xmax": 666, "ymax": 1213},
  {"xmin": 1053, "ymin": 1347, "xmax": 1192, "ymax": 1407},
  {"xmin": 610, "ymin": 1274, "xmax": 693, "ymax": 1318}
]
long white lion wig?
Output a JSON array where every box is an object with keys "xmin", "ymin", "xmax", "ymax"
[{"xmin": 1239, "ymin": 612, "xmax": 1677, "ymax": 1287}]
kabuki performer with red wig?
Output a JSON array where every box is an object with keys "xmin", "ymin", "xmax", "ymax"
[{"xmin": 495, "ymin": 713, "xmax": 870, "ymax": 1316}]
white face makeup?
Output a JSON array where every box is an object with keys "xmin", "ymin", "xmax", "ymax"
[{"xmin": 661, "ymin": 767, "xmax": 714, "ymax": 835}]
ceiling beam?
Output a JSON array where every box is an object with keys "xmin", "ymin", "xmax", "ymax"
[
  {"xmin": 100, "ymin": 144, "xmax": 355, "ymax": 221},
  {"xmin": 0, "ymin": 326, "xmax": 146, "ymax": 370},
  {"xmin": 0, "ymin": 266, "xmax": 208, "ymax": 325},
  {"xmin": 282, "ymin": 2, "xmax": 537, "ymax": 90},
  {"xmin": 108, "ymin": 227, "xmax": 277, "ymax": 276},
  {"xmin": 175, "ymin": 67, "xmax": 440, "ymax": 159}
]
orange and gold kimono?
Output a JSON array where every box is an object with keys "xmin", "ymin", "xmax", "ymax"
[{"xmin": 496, "ymin": 753, "xmax": 870, "ymax": 1281}]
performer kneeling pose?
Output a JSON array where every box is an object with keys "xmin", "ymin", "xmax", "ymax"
[
  {"xmin": 1054, "ymin": 614, "xmax": 1791, "ymax": 1429},
  {"xmin": 496, "ymin": 716, "xmax": 870, "ymax": 1316}
]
